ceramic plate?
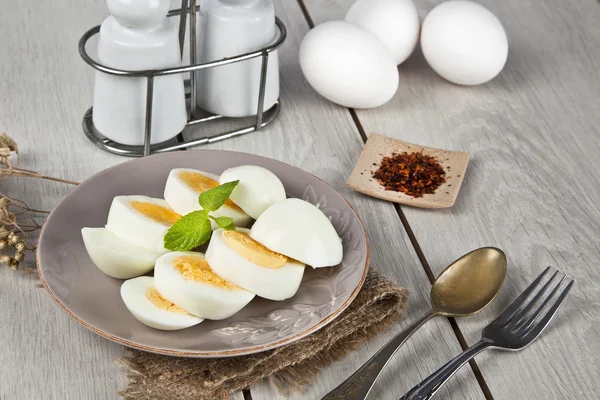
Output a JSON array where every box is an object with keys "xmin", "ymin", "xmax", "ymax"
[{"xmin": 37, "ymin": 150, "xmax": 369, "ymax": 357}]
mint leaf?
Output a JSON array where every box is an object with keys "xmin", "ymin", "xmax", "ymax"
[
  {"xmin": 198, "ymin": 180, "xmax": 239, "ymax": 212},
  {"xmin": 209, "ymin": 215, "xmax": 236, "ymax": 231},
  {"xmin": 164, "ymin": 210, "xmax": 212, "ymax": 251}
]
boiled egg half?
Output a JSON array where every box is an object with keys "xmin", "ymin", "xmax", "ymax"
[
  {"xmin": 164, "ymin": 168, "xmax": 252, "ymax": 229},
  {"xmin": 81, "ymin": 227, "xmax": 163, "ymax": 279},
  {"xmin": 154, "ymin": 251, "xmax": 255, "ymax": 320},
  {"xmin": 120, "ymin": 276, "xmax": 203, "ymax": 330},
  {"xmin": 206, "ymin": 228, "xmax": 305, "ymax": 301},
  {"xmin": 219, "ymin": 165, "xmax": 286, "ymax": 219},
  {"xmin": 106, "ymin": 195, "xmax": 181, "ymax": 253},
  {"xmin": 250, "ymin": 198, "xmax": 343, "ymax": 268}
]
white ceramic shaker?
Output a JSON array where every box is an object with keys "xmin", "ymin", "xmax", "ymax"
[
  {"xmin": 196, "ymin": 0, "xmax": 279, "ymax": 117},
  {"xmin": 92, "ymin": 0, "xmax": 187, "ymax": 146}
]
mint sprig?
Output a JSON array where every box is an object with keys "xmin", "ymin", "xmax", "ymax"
[
  {"xmin": 163, "ymin": 210, "xmax": 211, "ymax": 251},
  {"xmin": 209, "ymin": 215, "xmax": 236, "ymax": 231},
  {"xmin": 164, "ymin": 181, "xmax": 239, "ymax": 251},
  {"xmin": 199, "ymin": 180, "xmax": 239, "ymax": 212}
]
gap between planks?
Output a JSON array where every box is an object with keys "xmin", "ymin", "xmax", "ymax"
[{"xmin": 295, "ymin": 0, "xmax": 494, "ymax": 399}]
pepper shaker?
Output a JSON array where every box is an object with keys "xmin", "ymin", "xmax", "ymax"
[
  {"xmin": 92, "ymin": 0, "xmax": 187, "ymax": 146},
  {"xmin": 196, "ymin": 0, "xmax": 279, "ymax": 118}
]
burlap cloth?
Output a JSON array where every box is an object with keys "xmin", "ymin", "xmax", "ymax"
[{"xmin": 119, "ymin": 270, "xmax": 409, "ymax": 399}]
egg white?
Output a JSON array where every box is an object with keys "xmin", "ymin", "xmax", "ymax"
[
  {"xmin": 81, "ymin": 227, "xmax": 162, "ymax": 279},
  {"xmin": 163, "ymin": 168, "xmax": 252, "ymax": 229},
  {"xmin": 153, "ymin": 251, "xmax": 255, "ymax": 320},
  {"xmin": 206, "ymin": 228, "xmax": 305, "ymax": 301},
  {"xmin": 219, "ymin": 165, "xmax": 286, "ymax": 219},
  {"xmin": 105, "ymin": 195, "xmax": 178, "ymax": 253},
  {"xmin": 250, "ymin": 198, "xmax": 343, "ymax": 268},
  {"xmin": 120, "ymin": 276, "xmax": 203, "ymax": 331}
]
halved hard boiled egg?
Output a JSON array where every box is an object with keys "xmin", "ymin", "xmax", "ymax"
[
  {"xmin": 106, "ymin": 195, "xmax": 181, "ymax": 253},
  {"xmin": 206, "ymin": 228, "xmax": 305, "ymax": 301},
  {"xmin": 153, "ymin": 251, "xmax": 255, "ymax": 320},
  {"xmin": 164, "ymin": 168, "xmax": 252, "ymax": 229},
  {"xmin": 81, "ymin": 227, "xmax": 163, "ymax": 279},
  {"xmin": 120, "ymin": 276, "xmax": 203, "ymax": 330},
  {"xmin": 219, "ymin": 165, "xmax": 286, "ymax": 219},
  {"xmin": 250, "ymin": 198, "xmax": 343, "ymax": 268}
]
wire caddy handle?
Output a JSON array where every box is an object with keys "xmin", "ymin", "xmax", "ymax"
[{"xmin": 78, "ymin": 0, "xmax": 287, "ymax": 157}]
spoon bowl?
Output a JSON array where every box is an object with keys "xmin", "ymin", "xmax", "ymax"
[{"xmin": 431, "ymin": 247, "xmax": 507, "ymax": 316}]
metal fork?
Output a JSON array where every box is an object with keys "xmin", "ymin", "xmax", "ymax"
[{"xmin": 401, "ymin": 267, "xmax": 574, "ymax": 400}]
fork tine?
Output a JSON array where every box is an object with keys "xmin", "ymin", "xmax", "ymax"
[
  {"xmin": 513, "ymin": 275, "xmax": 566, "ymax": 333},
  {"xmin": 507, "ymin": 271, "xmax": 561, "ymax": 329},
  {"xmin": 493, "ymin": 267, "xmax": 552, "ymax": 327},
  {"xmin": 521, "ymin": 280, "xmax": 574, "ymax": 343}
]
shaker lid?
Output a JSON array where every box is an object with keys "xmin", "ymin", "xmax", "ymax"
[{"xmin": 107, "ymin": 0, "xmax": 170, "ymax": 28}]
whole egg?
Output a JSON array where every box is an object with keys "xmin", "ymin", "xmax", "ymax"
[
  {"xmin": 299, "ymin": 21, "xmax": 399, "ymax": 109},
  {"xmin": 421, "ymin": 0, "xmax": 508, "ymax": 85}
]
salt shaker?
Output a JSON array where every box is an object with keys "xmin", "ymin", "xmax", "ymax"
[
  {"xmin": 92, "ymin": 0, "xmax": 187, "ymax": 146},
  {"xmin": 196, "ymin": 0, "xmax": 279, "ymax": 118}
]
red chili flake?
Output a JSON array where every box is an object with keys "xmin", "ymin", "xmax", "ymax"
[{"xmin": 372, "ymin": 151, "xmax": 446, "ymax": 198}]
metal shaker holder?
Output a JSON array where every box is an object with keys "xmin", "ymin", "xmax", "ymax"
[{"xmin": 78, "ymin": 0, "xmax": 287, "ymax": 157}]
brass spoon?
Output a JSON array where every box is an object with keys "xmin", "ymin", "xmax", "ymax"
[{"xmin": 323, "ymin": 247, "xmax": 507, "ymax": 400}]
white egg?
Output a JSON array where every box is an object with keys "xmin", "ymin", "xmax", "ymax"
[
  {"xmin": 153, "ymin": 251, "xmax": 254, "ymax": 320},
  {"xmin": 120, "ymin": 276, "xmax": 203, "ymax": 330},
  {"xmin": 164, "ymin": 168, "xmax": 252, "ymax": 229},
  {"xmin": 250, "ymin": 198, "xmax": 343, "ymax": 268},
  {"xmin": 206, "ymin": 228, "xmax": 305, "ymax": 301},
  {"xmin": 105, "ymin": 195, "xmax": 181, "ymax": 253},
  {"xmin": 299, "ymin": 21, "xmax": 399, "ymax": 109},
  {"xmin": 219, "ymin": 165, "xmax": 286, "ymax": 220},
  {"xmin": 346, "ymin": 0, "xmax": 420, "ymax": 65},
  {"xmin": 421, "ymin": 0, "xmax": 508, "ymax": 85},
  {"xmin": 81, "ymin": 227, "xmax": 162, "ymax": 279}
]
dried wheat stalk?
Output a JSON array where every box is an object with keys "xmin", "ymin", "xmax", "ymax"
[{"xmin": 0, "ymin": 133, "xmax": 78, "ymax": 270}]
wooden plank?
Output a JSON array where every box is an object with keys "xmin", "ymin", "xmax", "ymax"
[
  {"xmin": 303, "ymin": 0, "xmax": 600, "ymax": 398},
  {"xmin": 184, "ymin": 1, "xmax": 484, "ymax": 399},
  {"xmin": 0, "ymin": 0, "xmax": 126, "ymax": 399},
  {"xmin": 0, "ymin": 1, "xmax": 481, "ymax": 400},
  {"xmin": 0, "ymin": 1, "xmax": 241, "ymax": 399}
]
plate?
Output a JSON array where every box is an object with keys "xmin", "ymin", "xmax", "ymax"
[
  {"xmin": 37, "ymin": 150, "xmax": 369, "ymax": 357},
  {"xmin": 347, "ymin": 133, "xmax": 470, "ymax": 208}
]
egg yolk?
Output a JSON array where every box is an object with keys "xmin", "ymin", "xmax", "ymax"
[
  {"xmin": 146, "ymin": 288, "xmax": 188, "ymax": 314},
  {"xmin": 222, "ymin": 230, "xmax": 287, "ymax": 269},
  {"xmin": 129, "ymin": 201, "xmax": 182, "ymax": 225},
  {"xmin": 178, "ymin": 171, "xmax": 242, "ymax": 211},
  {"xmin": 172, "ymin": 256, "xmax": 238, "ymax": 289}
]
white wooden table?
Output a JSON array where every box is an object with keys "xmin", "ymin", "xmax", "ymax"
[{"xmin": 1, "ymin": 0, "xmax": 599, "ymax": 399}]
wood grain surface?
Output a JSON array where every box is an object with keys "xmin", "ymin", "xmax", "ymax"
[
  {"xmin": 0, "ymin": 0, "xmax": 124, "ymax": 399},
  {"xmin": 1, "ymin": 0, "xmax": 597, "ymax": 399},
  {"xmin": 303, "ymin": 0, "xmax": 600, "ymax": 398}
]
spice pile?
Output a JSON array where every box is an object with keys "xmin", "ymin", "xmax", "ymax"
[{"xmin": 373, "ymin": 151, "xmax": 446, "ymax": 198}]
